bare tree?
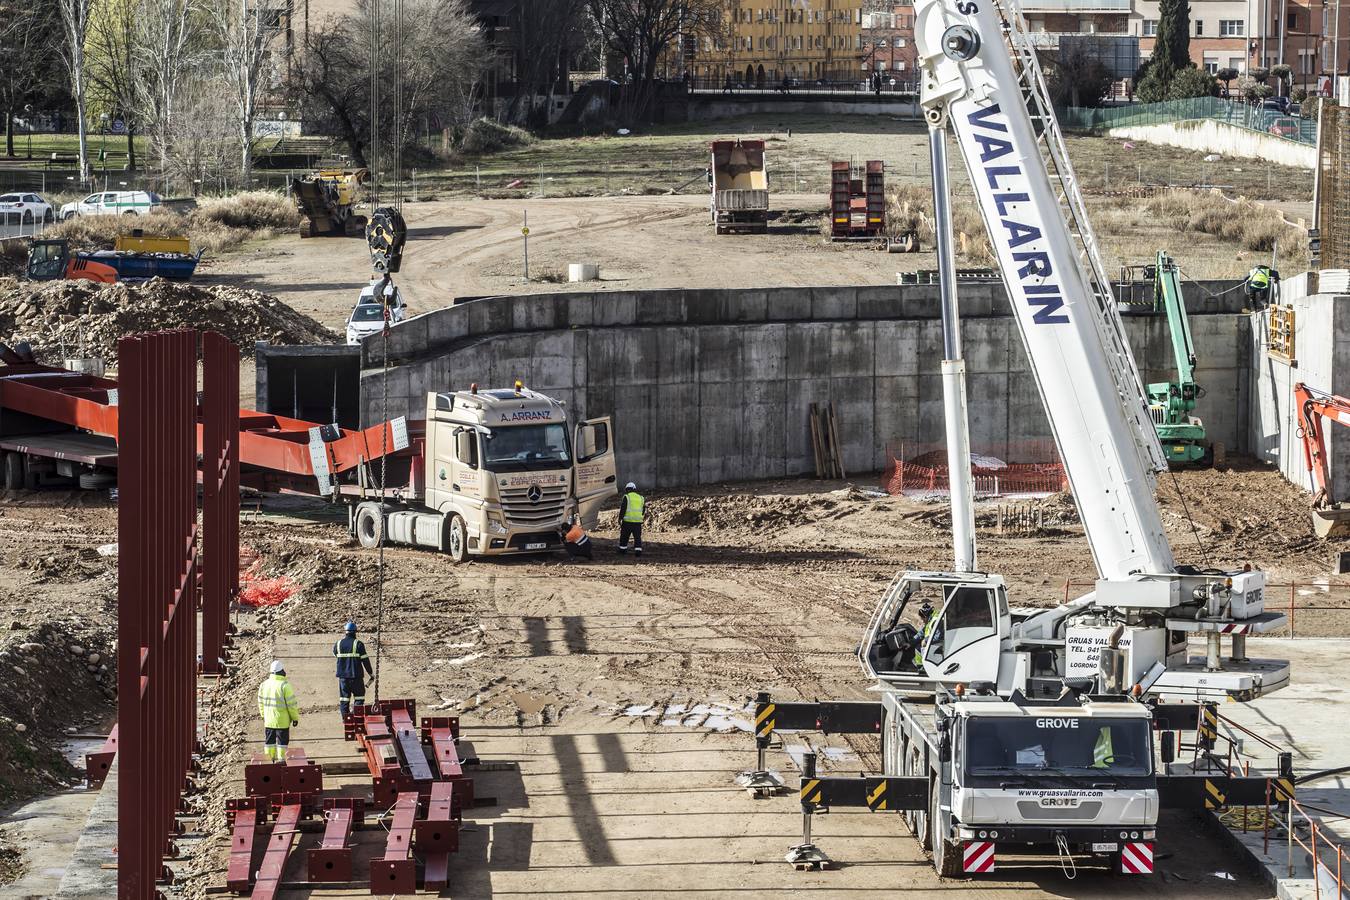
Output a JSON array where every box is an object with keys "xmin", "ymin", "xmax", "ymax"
[
  {"xmin": 0, "ymin": 0, "xmax": 63, "ymax": 158},
  {"xmin": 86, "ymin": 0, "xmax": 140, "ymax": 168},
  {"xmin": 295, "ymin": 0, "xmax": 488, "ymax": 164},
  {"xmin": 588, "ymin": 0, "xmax": 719, "ymax": 85},
  {"xmin": 57, "ymin": 0, "xmax": 94, "ymax": 181},
  {"xmin": 209, "ymin": 0, "xmax": 273, "ymax": 181},
  {"xmin": 134, "ymin": 0, "xmax": 201, "ymax": 179}
]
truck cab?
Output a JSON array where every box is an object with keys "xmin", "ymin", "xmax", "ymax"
[{"xmin": 353, "ymin": 384, "xmax": 616, "ymax": 562}]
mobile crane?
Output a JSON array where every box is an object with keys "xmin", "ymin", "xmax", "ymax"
[{"xmin": 742, "ymin": 0, "xmax": 1292, "ymax": 878}]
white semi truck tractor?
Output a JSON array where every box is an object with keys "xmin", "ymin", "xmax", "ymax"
[{"xmin": 350, "ymin": 383, "xmax": 617, "ymax": 562}]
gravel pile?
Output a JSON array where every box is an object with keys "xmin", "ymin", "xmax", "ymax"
[{"xmin": 0, "ymin": 276, "xmax": 337, "ymax": 362}]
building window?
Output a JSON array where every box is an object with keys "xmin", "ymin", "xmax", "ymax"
[
  {"xmin": 1219, "ymin": 19, "xmax": 1244, "ymax": 36},
  {"xmin": 1287, "ymin": 11, "xmax": 1297, "ymax": 28},
  {"xmin": 1142, "ymin": 18, "xmax": 1158, "ymax": 35},
  {"xmin": 1205, "ymin": 61, "xmax": 1218, "ymax": 73},
  {"xmin": 1194, "ymin": 19, "xmax": 1203, "ymax": 35}
]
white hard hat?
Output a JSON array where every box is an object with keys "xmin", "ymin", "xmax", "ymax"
[
  {"xmin": 270, "ymin": 660, "xmax": 285, "ymax": 674},
  {"xmin": 625, "ymin": 482, "xmax": 636, "ymax": 490}
]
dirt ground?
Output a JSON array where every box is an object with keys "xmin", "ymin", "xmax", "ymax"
[{"xmin": 2, "ymin": 456, "xmax": 1340, "ymax": 895}]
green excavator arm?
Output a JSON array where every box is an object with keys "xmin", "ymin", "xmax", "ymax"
[{"xmin": 1145, "ymin": 251, "xmax": 1207, "ymax": 465}]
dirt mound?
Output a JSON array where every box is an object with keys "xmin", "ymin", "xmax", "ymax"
[
  {"xmin": 0, "ymin": 276, "xmax": 337, "ymax": 362},
  {"xmin": 0, "ymin": 619, "xmax": 115, "ymax": 808},
  {"xmin": 650, "ymin": 487, "xmax": 874, "ymax": 535}
]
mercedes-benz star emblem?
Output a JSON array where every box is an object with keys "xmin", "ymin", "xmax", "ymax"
[{"xmin": 527, "ymin": 485, "xmax": 542, "ymax": 504}]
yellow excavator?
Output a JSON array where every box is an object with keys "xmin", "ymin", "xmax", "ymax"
[{"xmin": 290, "ymin": 168, "xmax": 369, "ymax": 237}]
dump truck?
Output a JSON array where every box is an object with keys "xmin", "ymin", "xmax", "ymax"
[
  {"xmin": 290, "ymin": 168, "xmax": 369, "ymax": 237},
  {"xmin": 830, "ymin": 160, "xmax": 886, "ymax": 239},
  {"xmin": 350, "ymin": 383, "xmax": 617, "ymax": 562},
  {"xmin": 710, "ymin": 139, "xmax": 769, "ymax": 234}
]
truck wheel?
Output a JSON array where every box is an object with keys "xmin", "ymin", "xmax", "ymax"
[
  {"xmin": 354, "ymin": 503, "xmax": 385, "ymax": 549},
  {"xmin": 930, "ymin": 784, "xmax": 962, "ymax": 877},
  {"xmin": 3, "ymin": 453, "xmax": 25, "ymax": 491},
  {"xmin": 444, "ymin": 514, "xmax": 468, "ymax": 564}
]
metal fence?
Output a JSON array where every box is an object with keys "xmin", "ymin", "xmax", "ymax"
[
  {"xmin": 1058, "ymin": 96, "xmax": 1317, "ymax": 146},
  {"xmin": 1318, "ymin": 103, "xmax": 1350, "ymax": 269}
]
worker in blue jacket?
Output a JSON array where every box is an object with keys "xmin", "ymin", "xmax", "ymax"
[{"xmin": 333, "ymin": 621, "xmax": 374, "ymax": 718}]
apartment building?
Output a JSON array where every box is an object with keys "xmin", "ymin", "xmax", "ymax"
[
  {"xmin": 861, "ymin": 4, "xmax": 918, "ymax": 86},
  {"xmin": 688, "ymin": 0, "xmax": 865, "ymax": 85}
]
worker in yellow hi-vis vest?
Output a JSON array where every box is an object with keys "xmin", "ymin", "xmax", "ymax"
[
  {"xmin": 617, "ymin": 482, "xmax": 646, "ymax": 557},
  {"xmin": 257, "ymin": 660, "xmax": 300, "ymax": 761}
]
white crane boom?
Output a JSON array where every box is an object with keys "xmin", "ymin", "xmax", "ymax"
[{"xmin": 915, "ymin": 0, "xmax": 1174, "ymax": 580}]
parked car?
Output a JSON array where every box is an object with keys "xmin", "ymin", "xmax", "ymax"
[
  {"xmin": 0, "ymin": 192, "xmax": 54, "ymax": 226},
  {"xmin": 345, "ymin": 280, "xmax": 408, "ymax": 345},
  {"xmin": 59, "ymin": 190, "xmax": 163, "ymax": 220},
  {"xmin": 1261, "ymin": 96, "xmax": 1292, "ymax": 114},
  {"xmin": 1268, "ymin": 116, "xmax": 1301, "ymax": 138}
]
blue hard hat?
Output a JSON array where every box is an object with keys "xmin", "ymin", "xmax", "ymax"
[{"xmin": 344, "ymin": 621, "xmax": 357, "ymax": 633}]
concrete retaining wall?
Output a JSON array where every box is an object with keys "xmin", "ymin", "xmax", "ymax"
[
  {"xmin": 1248, "ymin": 278, "xmax": 1350, "ymax": 498},
  {"xmin": 347, "ymin": 282, "xmax": 1253, "ymax": 489},
  {"xmin": 1107, "ymin": 119, "xmax": 1316, "ymax": 169},
  {"xmin": 684, "ymin": 97, "xmax": 920, "ymax": 120}
]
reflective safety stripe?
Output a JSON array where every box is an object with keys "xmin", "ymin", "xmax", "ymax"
[{"xmin": 623, "ymin": 492, "xmax": 645, "ymax": 523}]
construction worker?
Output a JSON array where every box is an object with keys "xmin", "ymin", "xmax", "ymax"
[
  {"xmin": 617, "ymin": 481, "xmax": 646, "ymax": 556},
  {"xmin": 1092, "ymin": 725, "xmax": 1115, "ymax": 768},
  {"xmin": 563, "ymin": 514, "xmax": 593, "ymax": 560},
  {"xmin": 1245, "ymin": 264, "xmax": 1280, "ymax": 306},
  {"xmin": 911, "ymin": 602, "xmax": 937, "ymax": 669},
  {"xmin": 257, "ymin": 660, "xmax": 300, "ymax": 762},
  {"xmin": 333, "ymin": 621, "xmax": 374, "ymax": 718}
]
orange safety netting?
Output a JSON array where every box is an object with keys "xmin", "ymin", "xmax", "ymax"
[
  {"xmin": 883, "ymin": 441, "xmax": 1068, "ymax": 497},
  {"xmin": 236, "ymin": 548, "xmax": 299, "ymax": 608}
]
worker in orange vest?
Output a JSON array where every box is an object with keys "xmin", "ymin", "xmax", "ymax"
[{"xmin": 563, "ymin": 514, "xmax": 592, "ymax": 560}]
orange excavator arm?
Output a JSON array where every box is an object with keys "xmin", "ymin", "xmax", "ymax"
[{"xmin": 1293, "ymin": 381, "xmax": 1350, "ymax": 508}]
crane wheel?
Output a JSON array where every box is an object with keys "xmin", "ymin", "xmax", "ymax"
[
  {"xmin": 930, "ymin": 785, "xmax": 962, "ymax": 877},
  {"xmin": 2, "ymin": 453, "xmax": 24, "ymax": 491},
  {"xmin": 354, "ymin": 502, "xmax": 385, "ymax": 549}
]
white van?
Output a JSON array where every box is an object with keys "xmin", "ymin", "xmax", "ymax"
[{"xmin": 60, "ymin": 190, "xmax": 163, "ymax": 220}]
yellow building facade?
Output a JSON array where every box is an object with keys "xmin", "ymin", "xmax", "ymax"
[{"xmin": 688, "ymin": 0, "xmax": 865, "ymax": 87}]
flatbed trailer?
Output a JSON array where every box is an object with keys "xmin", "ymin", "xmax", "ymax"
[{"xmin": 0, "ymin": 352, "xmax": 412, "ymax": 495}]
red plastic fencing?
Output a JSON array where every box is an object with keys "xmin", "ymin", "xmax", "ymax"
[
  {"xmin": 118, "ymin": 330, "xmax": 199, "ymax": 898},
  {"xmin": 201, "ymin": 332, "xmax": 240, "ymax": 674},
  {"xmin": 882, "ymin": 440, "xmax": 1068, "ymax": 497}
]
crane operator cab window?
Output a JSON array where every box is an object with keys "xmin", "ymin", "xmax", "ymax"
[{"xmin": 867, "ymin": 579, "xmax": 1001, "ymax": 679}]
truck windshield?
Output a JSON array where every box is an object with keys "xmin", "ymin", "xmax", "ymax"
[
  {"xmin": 483, "ymin": 423, "xmax": 570, "ymax": 472},
  {"xmin": 964, "ymin": 716, "xmax": 1152, "ymax": 777}
]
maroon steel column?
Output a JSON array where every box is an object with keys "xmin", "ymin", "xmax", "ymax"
[
  {"xmin": 201, "ymin": 332, "xmax": 240, "ymax": 675},
  {"xmin": 118, "ymin": 330, "xmax": 199, "ymax": 899}
]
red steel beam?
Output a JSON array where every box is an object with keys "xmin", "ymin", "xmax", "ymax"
[
  {"xmin": 118, "ymin": 330, "xmax": 199, "ymax": 898},
  {"xmin": 390, "ymin": 707, "xmax": 434, "ymax": 785},
  {"xmin": 201, "ymin": 332, "xmax": 239, "ymax": 675},
  {"xmin": 369, "ymin": 792, "xmax": 418, "ymax": 895},
  {"xmin": 85, "ymin": 723, "xmax": 118, "ymax": 788},
  {"xmin": 307, "ymin": 798, "xmax": 364, "ymax": 883},
  {"xmin": 225, "ymin": 799, "xmax": 265, "ymax": 892},
  {"xmin": 417, "ymin": 781, "xmax": 460, "ymax": 890},
  {"xmin": 421, "ymin": 716, "xmax": 474, "ymax": 808},
  {"xmin": 250, "ymin": 802, "xmax": 303, "ymax": 900}
]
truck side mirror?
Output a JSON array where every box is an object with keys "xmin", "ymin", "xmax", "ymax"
[
  {"xmin": 939, "ymin": 732, "xmax": 952, "ymax": 763},
  {"xmin": 455, "ymin": 429, "xmax": 477, "ymax": 469},
  {"xmin": 1160, "ymin": 731, "xmax": 1175, "ymax": 765}
]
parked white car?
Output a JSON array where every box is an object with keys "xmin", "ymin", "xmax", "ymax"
[
  {"xmin": 59, "ymin": 190, "xmax": 163, "ymax": 220},
  {"xmin": 345, "ymin": 280, "xmax": 409, "ymax": 345},
  {"xmin": 0, "ymin": 192, "xmax": 54, "ymax": 226}
]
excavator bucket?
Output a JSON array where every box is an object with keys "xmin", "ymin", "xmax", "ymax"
[{"xmin": 1312, "ymin": 505, "xmax": 1350, "ymax": 538}]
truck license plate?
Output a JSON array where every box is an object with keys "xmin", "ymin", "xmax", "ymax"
[
  {"xmin": 1092, "ymin": 842, "xmax": 1118, "ymax": 852},
  {"xmin": 525, "ymin": 542, "xmax": 547, "ymax": 550}
]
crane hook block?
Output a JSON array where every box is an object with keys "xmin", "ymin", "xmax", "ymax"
[{"xmin": 367, "ymin": 207, "xmax": 408, "ymax": 274}]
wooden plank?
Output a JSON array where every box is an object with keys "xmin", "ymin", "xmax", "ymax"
[{"xmin": 829, "ymin": 402, "xmax": 847, "ymax": 480}]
